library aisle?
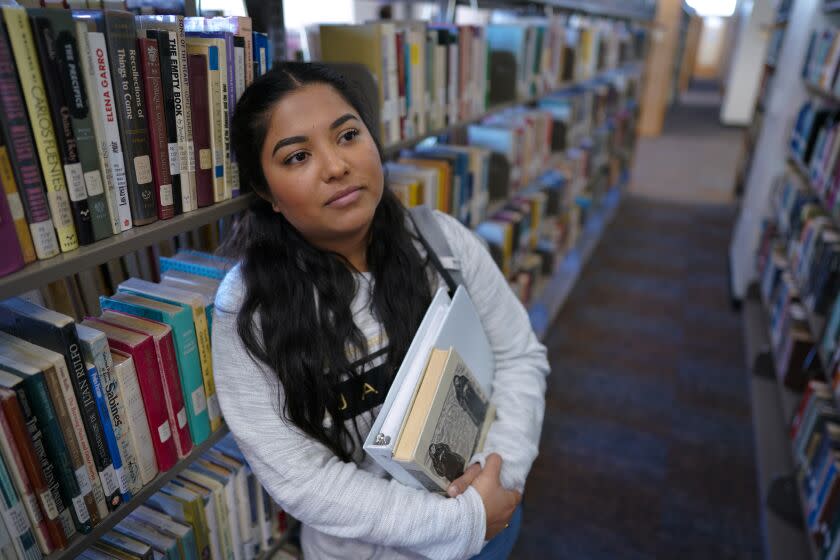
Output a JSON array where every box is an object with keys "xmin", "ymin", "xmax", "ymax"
[{"xmin": 512, "ymin": 86, "xmax": 761, "ymax": 559}]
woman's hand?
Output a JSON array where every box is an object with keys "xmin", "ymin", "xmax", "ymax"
[{"xmin": 448, "ymin": 453, "xmax": 521, "ymax": 540}]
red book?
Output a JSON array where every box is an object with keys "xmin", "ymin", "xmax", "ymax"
[
  {"xmin": 187, "ymin": 54, "xmax": 214, "ymax": 208},
  {"xmin": 95, "ymin": 310, "xmax": 193, "ymax": 459},
  {"xmin": 138, "ymin": 38, "xmax": 175, "ymax": 220},
  {"xmin": 395, "ymin": 32, "xmax": 406, "ymax": 140},
  {"xmin": 0, "ymin": 388, "xmax": 66, "ymax": 549},
  {"xmin": 0, "ymin": 171, "xmax": 23, "ymax": 277},
  {"xmin": 80, "ymin": 318, "xmax": 178, "ymax": 471}
]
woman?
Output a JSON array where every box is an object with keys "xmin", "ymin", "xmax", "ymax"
[{"xmin": 213, "ymin": 62, "xmax": 549, "ymax": 560}]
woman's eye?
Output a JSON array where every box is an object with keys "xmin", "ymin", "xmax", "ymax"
[
  {"xmin": 340, "ymin": 129, "xmax": 359, "ymax": 143},
  {"xmin": 284, "ymin": 152, "xmax": 308, "ymax": 165}
]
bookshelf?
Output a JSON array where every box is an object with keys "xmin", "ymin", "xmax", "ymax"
[
  {"xmin": 0, "ymin": 2, "xmax": 651, "ymax": 558},
  {"xmin": 743, "ymin": 290, "xmax": 812, "ymax": 560},
  {"xmin": 0, "ymin": 195, "xmax": 253, "ymax": 301}
]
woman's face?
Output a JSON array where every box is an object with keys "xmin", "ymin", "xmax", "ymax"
[{"xmin": 259, "ymin": 83, "xmax": 384, "ymax": 247}]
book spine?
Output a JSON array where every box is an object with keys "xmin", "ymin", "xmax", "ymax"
[
  {"xmin": 175, "ymin": 17, "xmax": 197, "ymax": 212},
  {"xmin": 158, "ymin": 256, "xmax": 226, "ymax": 280},
  {"xmin": 220, "ymin": 34, "xmax": 235, "ymax": 199},
  {"xmin": 103, "ymin": 10, "xmax": 156, "ymax": 225},
  {"xmin": 83, "ymin": 339, "xmax": 142, "ymax": 495},
  {"xmin": 155, "ymin": 333, "xmax": 193, "ymax": 458},
  {"xmin": 0, "ymin": 31, "xmax": 59, "ymax": 261},
  {"xmin": 0, "ymin": 145, "xmax": 36, "ymax": 264},
  {"xmin": 85, "ymin": 362, "xmax": 129, "ymax": 502},
  {"xmin": 0, "ymin": 452, "xmax": 41, "ymax": 560},
  {"xmin": 15, "ymin": 375, "xmax": 92, "ymax": 534},
  {"xmin": 138, "ymin": 38, "xmax": 174, "ymax": 221},
  {"xmin": 29, "ymin": 11, "xmax": 94, "ymax": 246},
  {"xmin": 0, "ymin": 403, "xmax": 52, "ymax": 554},
  {"xmin": 192, "ymin": 301, "xmax": 220, "ymax": 430},
  {"xmin": 0, "ymin": 175, "xmax": 24, "ymax": 277},
  {"xmin": 50, "ymin": 11, "xmax": 112, "ymax": 242},
  {"xmin": 109, "ymin": 336, "xmax": 177, "ymax": 471},
  {"xmin": 152, "ymin": 30, "xmax": 183, "ymax": 215},
  {"xmin": 110, "ymin": 352, "xmax": 158, "ymax": 486},
  {"xmin": 85, "ymin": 31, "xmax": 132, "ymax": 232},
  {"xmin": 39, "ymin": 360, "xmax": 104, "ymax": 523},
  {"xmin": 186, "ymin": 53, "xmax": 213, "ymax": 208},
  {"xmin": 0, "ymin": 392, "xmax": 68, "ymax": 549},
  {"xmin": 1, "ymin": 7, "xmax": 78, "ymax": 253},
  {"xmin": 206, "ymin": 44, "xmax": 225, "ymax": 203}
]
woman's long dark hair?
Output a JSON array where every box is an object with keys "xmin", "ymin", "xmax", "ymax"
[{"xmin": 228, "ymin": 62, "xmax": 433, "ymax": 461}]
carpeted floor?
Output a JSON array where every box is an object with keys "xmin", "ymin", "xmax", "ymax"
[{"xmin": 510, "ymin": 92, "xmax": 762, "ymax": 558}]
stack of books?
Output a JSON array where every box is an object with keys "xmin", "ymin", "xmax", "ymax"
[{"xmin": 0, "ymin": 7, "xmax": 271, "ymax": 278}]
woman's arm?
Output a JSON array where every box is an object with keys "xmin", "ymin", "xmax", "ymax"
[
  {"xmin": 212, "ymin": 270, "xmax": 486, "ymax": 560},
  {"xmin": 433, "ymin": 212, "xmax": 550, "ymax": 494}
]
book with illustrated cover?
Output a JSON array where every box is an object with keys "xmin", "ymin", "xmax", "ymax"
[{"xmin": 392, "ymin": 346, "xmax": 494, "ymax": 493}]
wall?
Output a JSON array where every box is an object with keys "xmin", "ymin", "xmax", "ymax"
[
  {"xmin": 720, "ymin": 0, "xmax": 774, "ymax": 125},
  {"xmin": 694, "ymin": 16, "xmax": 729, "ymax": 79}
]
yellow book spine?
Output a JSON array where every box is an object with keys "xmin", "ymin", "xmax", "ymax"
[
  {"xmin": 191, "ymin": 303, "xmax": 221, "ymax": 431},
  {"xmin": 3, "ymin": 6, "xmax": 77, "ymax": 252},
  {"xmin": 0, "ymin": 146, "xmax": 36, "ymax": 263}
]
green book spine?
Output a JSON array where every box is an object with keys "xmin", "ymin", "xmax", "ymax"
[
  {"xmin": 12, "ymin": 374, "xmax": 91, "ymax": 534},
  {"xmin": 99, "ymin": 297, "xmax": 210, "ymax": 445}
]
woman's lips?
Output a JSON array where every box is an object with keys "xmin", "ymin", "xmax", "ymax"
[{"xmin": 325, "ymin": 186, "xmax": 363, "ymax": 207}]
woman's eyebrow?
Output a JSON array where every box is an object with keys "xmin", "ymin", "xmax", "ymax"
[
  {"xmin": 330, "ymin": 113, "xmax": 358, "ymax": 129},
  {"xmin": 272, "ymin": 135, "xmax": 307, "ymax": 156}
]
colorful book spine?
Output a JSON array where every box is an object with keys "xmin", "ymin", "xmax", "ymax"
[
  {"xmin": 159, "ymin": 256, "xmax": 227, "ymax": 280},
  {"xmin": 76, "ymin": 324, "xmax": 143, "ymax": 496},
  {"xmin": 28, "ymin": 8, "xmax": 95, "ymax": 246},
  {"xmin": 79, "ymin": 25, "xmax": 132, "ymax": 232},
  {"xmin": 0, "ymin": 388, "xmax": 68, "ymax": 549},
  {"xmin": 150, "ymin": 30, "xmax": 184, "ymax": 215},
  {"xmin": 0, "ymin": 144, "xmax": 35, "ymax": 264},
  {"xmin": 0, "ymin": 367, "xmax": 91, "ymax": 534},
  {"xmin": 186, "ymin": 54, "xmax": 214, "ymax": 208},
  {"xmin": 1, "ymin": 7, "xmax": 77, "ymax": 253},
  {"xmin": 102, "ymin": 10, "xmax": 157, "ymax": 225},
  {"xmin": 0, "ymin": 173, "xmax": 23, "ymax": 277},
  {"xmin": 0, "ymin": 451, "xmax": 41, "ymax": 560},
  {"xmin": 138, "ymin": 38, "xmax": 175, "ymax": 221},
  {"xmin": 186, "ymin": 39, "xmax": 225, "ymax": 203},
  {"xmin": 0, "ymin": 401, "xmax": 52, "ymax": 554},
  {"xmin": 85, "ymin": 362, "xmax": 129, "ymax": 502},
  {"xmin": 99, "ymin": 295, "xmax": 210, "ymax": 445},
  {"xmin": 33, "ymin": 8, "xmax": 112, "ymax": 242},
  {"xmin": 0, "ymin": 299, "xmax": 121, "ymax": 513},
  {"xmin": 0, "ymin": 33, "xmax": 59, "ymax": 261},
  {"xmin": 82, "ymin": 318, "xmax": 177, "ymax": 472}
]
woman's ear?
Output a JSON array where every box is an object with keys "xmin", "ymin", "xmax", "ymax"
[{"xmin": 256, "ymin": 190, "xmax": 282, "ymax": 214}]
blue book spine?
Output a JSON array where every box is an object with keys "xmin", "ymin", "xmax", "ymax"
[
  {"xmin": 159, "ymin": 256, "xmax": 227, "ymax": 280},
  {"xmin": 86, "ymin": 363, "xmax": 130, "ymax": 503}
]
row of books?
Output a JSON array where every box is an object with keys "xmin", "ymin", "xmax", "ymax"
[
  {"xmin": 0, "ymin": 8, "xmax": 272, "ymax": 278},
  {"xmin": 790, "ymin": 380, "xmax": 840, "ymax": 559},
  {"xmin": 312, "ymin": 17, "xmax": 641, "ymax": 148},
  {"xmin": 0, "ymin": 249, "xmax": 236, "ymax": 555},
  {"xmin": 803, "ymin": 27, "xmax": 840, "ymax": 95},
  {"xmin": 791, "ymin": 101, "xmax": 840, "ymax": 215}
]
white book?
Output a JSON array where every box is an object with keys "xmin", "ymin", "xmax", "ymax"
[
  {"xmin": 76, "ymin": 324, "xmax": 143, "ymax": 496},
  {"xmin": 107, "ymin": 350, "xmax": 159, "ymax": 486},
  {"xmin": 205, "ymin": 450, "xmax": 255, "ymax": 559},
  {"xmin": 363, "ymin": 286, "xmax": 494, "ymax": 488},
  {"xmin": 180, "ymin": 470, "xmax": 233, "ymax": 560},
  {"xmin": 83, "ymin": 29, "xmax": 133, "ymax": 232}
]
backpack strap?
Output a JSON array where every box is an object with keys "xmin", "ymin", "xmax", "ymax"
[{"xmin": 408, "ymin": 206, "xmax": 464, "ymax": 296}]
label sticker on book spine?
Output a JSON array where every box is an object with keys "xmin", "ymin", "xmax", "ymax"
[
  {"xmin": 186, "ymin": 141, "xmax": 196, "ymax": 172},
  {"xmin": 64, "ymin": 163, "xmax": 87, "ymax": 202},
  {"xmin": 71, "ymin": 495, "xmax": 90, "ymax": 524},
  {"xmin": 115, "ymin": 466, "xmax": 129, "ymax": 495},
  {"xmin": 83, "ymin": 170, "xmax": 105, "ymax": 196},
  {"xmin": 24, "ymin": 494, "xmax": 43, "ymax": 525},
  {"xmin": 39, "ymin": 491, "xmax": 58, "ymax": 520},
  {"xmin": 99, "ymin": 465, "xmax": 119, "ymax": 497},
  {"xmin": 199, "ymin": 149, "xmax": 212, "ymax": 170},
  {"xmin": 177, "ymin": 408, "xmax": 187, "ymax": 429},
  {"xmin": 207, "ymin": 393, "xmax": 221, "ymax": 422},
  {"xmin": 2, "ymin": 502, "xmax": 29, "ymax": 536},
  {"xmin": 160, "ymin": 184, "xmax": 173, "ymax": 207},
  {"xmin": 74, "ymin": 467, "xmax": 92, "ymax": 496},
  {"xmin": 191, "ymin": 386, "xmax": 207, "ymax": 415},
  {"xmin": 168, "ymin": 143, "xmax": 181, "ymax": 175},
  {"xmin": 134, "ymin": 155, "xmax": 153, "ymax": 185},
  {"xmin": 158, "ymin": 421, "xmax": 172, "ymax": 443},
  {"xmin": 6, "ymin": 192, "xmax": 23, "ymax": 220}
]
